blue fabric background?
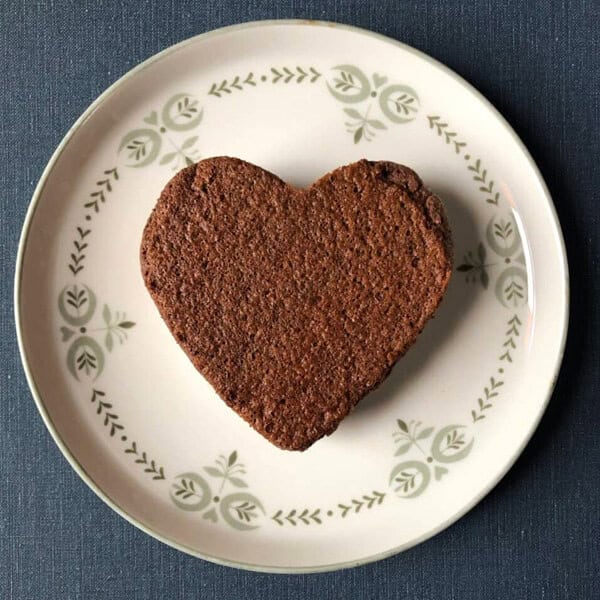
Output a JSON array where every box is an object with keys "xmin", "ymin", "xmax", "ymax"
[{"xmin": 1, "ymin": 1, "xmax": 598, "ymax": 598}]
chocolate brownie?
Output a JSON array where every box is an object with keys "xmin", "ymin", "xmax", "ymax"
[{"xmin": 140, "ymin": 158, "xmax": 452, "ymax": 450}]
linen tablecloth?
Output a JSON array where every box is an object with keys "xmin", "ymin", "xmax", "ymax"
[{"xmin": 1, "ymin": 2, "xmax": 598, "ymax": 598}]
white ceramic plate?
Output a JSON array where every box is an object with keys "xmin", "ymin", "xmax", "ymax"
[{"xmin": 15, "ymin": 20, "xmax": 568, "ymax": 573}]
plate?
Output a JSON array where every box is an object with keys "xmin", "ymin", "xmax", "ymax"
[{"xmin": 15, "ymin": 20, "xmax": 568, "ymax": 572}]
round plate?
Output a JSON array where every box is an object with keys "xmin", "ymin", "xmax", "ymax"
[{"xmin": 15, "ymin": 20, "xmax": 568, "ymax": 573}]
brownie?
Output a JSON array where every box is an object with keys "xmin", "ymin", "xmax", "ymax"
[{"xmin": 140, "ymin": 158, "xmax": 453, "ymax": 450}]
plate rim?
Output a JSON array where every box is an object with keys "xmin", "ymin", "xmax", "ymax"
[{"xmin": 14, "ymin": 18, "xmax": 570, "ymax": 573}]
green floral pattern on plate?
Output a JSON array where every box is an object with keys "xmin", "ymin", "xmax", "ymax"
[
  {"xmin": 426, "ymin": 114, "xmax": 501, "ymax": 206},
  {"xmin": 390, "ymin": 420, "xmax": 474, "ymax": 499},
  {"xmin": 208, "ymin": 66, "xmax": 322, "ymax": 97},
  {"xmin": 66, "ymin": 94, "xmax": 205, "ymax": 279},
  {"xmin": 457, "ymin": 215, "xmax": 528, "ymax": 307},
  {"xmin": 171, "ymin": 451, "xmax": 265, "ymax": 530},
  {"xmin": 270, "ymin": 490, "xmax": 387, "ymax": 528},
  {"xmin": 119, "ymin": 93, "xmax": 202, "ymax": 169},
  {"xmin": 57, "ymin": 66, "xmax": 530, "ymax": 531},
  {"xmin": 59, "ymin": 284, "xmax": 135, "ymax": 381},
  {"xmin": 426, "ymin": 115, "xmax": 467, "ymax": 154},
  {"xmin": 326, "ymin": 65, "xmax": 419, "ymax": 143},
  {"xmin": 88, "ymin": 389, "xmax": 166, "ymax": 480}
]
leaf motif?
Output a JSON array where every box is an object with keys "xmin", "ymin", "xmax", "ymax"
[
  {"xmin": 457, "ymin": 264, "xmax": 473, "ymax": 272},
  {"xmin": 368, "ymin": 119, "xmax": 387, "ymax": 130},
  {"xmin": 434, "ymin": 466, "xmax": 449, "ymax": 480},
  {"xmin": 118, "ymin": 321, "xmax": 135, "ymax": 329},
  {"xmin": 417, "ymin": 426, "xmax": 434, "ymax": 440},
  {"xmin": 159, "ymin": 152, "xmax": 177, "ymax": 165},
  {"xmin": 202, "ymin": 508, "xmax": 218, "ymax": 522},
  {"xmin": 102, "ymin": 304, "xmax": 111, "ymax": 326},
  {"xmin": 204, "ymin": 466, "xmax": 222, "ymax": 477},
  {"xmin": 343, "ymin": 108, "xmax": 362, "ymax": 119},
  {"xmin": 228, "ymin": 477, "xmax": 248, "ymax": 488},
  {"xmin": 396, "ymin": 419, "xmax": 409, "ymax": 433},
  {"xmin": 119, "ymin": 129, "xmax": 161, "ymax": 167},
  {"xmin": 228, "ymin": 450, "xmax": 238, "ymax": 466},
  {"xmin": 477, "ymin": 242, "xmax": 487, "ymax": 263},
  {"xmin": 105, "ymin": 331, "xmax": 113, "ymax": 352},
  {"xmin": 66, "ymin": 336, "xmax": 104, "ymax": 381},
  {"xmin": 353, "ymin": 127, "xmax": 363, "ymax": 143},
  {"xmin": 481, "ymin": 270, "xmax": 489, "ymax": 289},
  {"xmin": 182, "ymin": 136, "xmax": 198, "ymax": 149},
  {"xmin": 394, "ymin": 442, "xmax": 412, "ymax": 456}
]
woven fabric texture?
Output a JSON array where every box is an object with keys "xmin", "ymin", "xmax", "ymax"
[{"xmin": 1, "ymin": 1, "xmax": 598, "ymax": 598}]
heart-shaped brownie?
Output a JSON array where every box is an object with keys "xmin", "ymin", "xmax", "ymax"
[{"xmin": 141, "ymin": 158, "xmax": 452, "ymax": 450}]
